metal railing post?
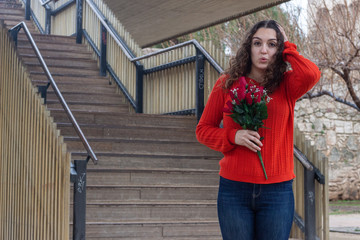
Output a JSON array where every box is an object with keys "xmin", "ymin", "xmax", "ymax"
[
  {"xmin": 304, "ymin": 168, "xmax": 317, "ymax": 240},
  {"xmin": 25, "ymin": 0, "xmax": 31, "ymax": 20},
  {"xmin": 76, "ymin": 0, "xmax": 83, "ymax": 44},
  {"xmin": 100, "ymin": 23, "xmax": 107, "ymax": 76},
  {"xmin": 195, "ymin": 48, "xmax": 205, "ymax": 121},
  {"xmin": 9, "ymin": 26, "xmax": 21, "ymax": 47},
  {"xmin": 135, "ymin": 63, "xmax": 144, "ymax": 113},
  {"xmin": 45, "ymin": 7, "xmax": 51, "ymax": 34},
  {"xmin": 73, "ymin": 159, "xmax": 88, "ymax": 240}
]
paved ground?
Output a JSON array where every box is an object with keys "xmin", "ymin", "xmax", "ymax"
[{"xmin": 329, "ymin": 213, "xmax": 360, "ymax": 240}]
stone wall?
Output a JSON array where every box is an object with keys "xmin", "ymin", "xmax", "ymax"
[{"xmin": 294, "ymin": 95, "xmax": 360, "ymax": 200}]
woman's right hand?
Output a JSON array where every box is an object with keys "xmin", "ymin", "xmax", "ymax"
[{"xmin": 234, "ymin": 130, "xmax": 263, "ymax": 152}]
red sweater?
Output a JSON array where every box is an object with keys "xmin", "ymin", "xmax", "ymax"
[{"xmin": 196, "ymin": 41, "xmax": 321, "ymax": 184}]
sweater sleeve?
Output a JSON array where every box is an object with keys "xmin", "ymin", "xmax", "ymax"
[
  {"xmin": 282, "ymin": 41, "xmax": 321, "ymax": 101},
  {"xmin": 196, "ymin": 76, "xmax": 238, "ymax": 153}
]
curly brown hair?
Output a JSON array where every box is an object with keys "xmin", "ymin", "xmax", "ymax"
[{"xmin": 223, "ymin": 20, "xmax": 288, "ymax": 92}]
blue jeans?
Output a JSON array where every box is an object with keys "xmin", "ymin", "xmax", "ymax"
[{"xmin": 217, "ymin": 177, "xmax": 294, "ymax": 240}]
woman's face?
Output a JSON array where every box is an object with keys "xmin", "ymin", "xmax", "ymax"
[{"xmin": 250, "ymin": 27, "xmax": 278, "ymax": 74}]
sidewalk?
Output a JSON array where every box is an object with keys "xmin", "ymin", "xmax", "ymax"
[{"xmin": 329, "ymin": 213, "xmax": 360, "ymax": 240}]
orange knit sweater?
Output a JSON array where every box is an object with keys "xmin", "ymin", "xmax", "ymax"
[{"xmin": 196, "ymin": 41, "xmax": 321, "ymax": 184}]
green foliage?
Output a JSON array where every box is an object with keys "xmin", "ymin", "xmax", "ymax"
[{"xmin": 229, "ymin": 101, "xmax": 268, "ymax": 131}]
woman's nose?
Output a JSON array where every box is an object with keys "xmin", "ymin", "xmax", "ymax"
[{"xmin": 260, "ymin": 44, "xmax": 268, "ymax": 53}]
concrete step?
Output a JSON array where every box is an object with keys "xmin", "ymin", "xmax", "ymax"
[
  {"xmin": 30, "ymin": 72, "xmax": 109, "ymax": 84},
  {"xmin": 17, "ymin": 40, "xmax": 90, "ymax": 52},
  {"xmin": 19, "ymin": 47, "xmax": 93, "ymax": 59},
  {"xmin": 51, "ymin": 111, "xmax": 197, "ymax": 128},
  {"xmin": 0, "ymin": 14, "xmax": 25, "ymax": 22},
  {"xmin": 46, "ymin": 92, "xmax": 126, "ymax": 106},
  {"xmin": 72, "ymin": 185, "xmax": 218, "ymax": 202},
  {"xmin": 17, "ymin": 32, "xmax": 77, "ymax": 44},
  {"xmin": 28, "ymin": 65, "xmax": 101, "ymax": 77},
  {"xmin": 57, "ymin": 123, "xmax": 197, "ymax": 141},
  {"xmin": 64, "ymin": 136, "xmax": 210, "ymax": 156},
  {"xmin": 3, "ymin": 19, "xmax": 38, "ymax": 32},
  {"xmin": 22, "ymin": 56, "xmax": 99, "ymax": 69},
  {"xmin": 84, "ymin": 168, "xmax": 219, "ymax": 186},
  {"xmin": 0, "ymin": 1, "xmax": 22, "ymax": 7},
  {"xmin": 71, "ymin": 201, "xmax": 217, "ymax": 222},
  {"xmin": 46, "ymin": 101, "xmax": 129, "ymax": 114},
  {"xmin": 45, "ymin": 84, "xmax": 116, "ymax": 94},
  {"xmin": 0, "ymin": 7, "xmax": 23, "ymax": 16},
  {"xmin": 45, "ymin": 92, "xmax": 129, "ymax": 105},
  {"xmin": 73, "ymin": 153, "xmax": 219, "ymax": 171},
  {"xmin": 70, "ymin": 221, "xmax": 221, "ymax": 239}
]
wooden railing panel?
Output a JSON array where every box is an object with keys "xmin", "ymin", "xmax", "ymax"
[
  {"xmin": 29, "ymin": 0, "xmax": 46, "ymax": 30},
  {"xmin": 0, "ymin": 22, "xmax": 70, "ymax": 240},
  {"xmin": 291, "ymin": 127, "xmax": 329, "ymax": 240},
  {"xmin": 51, "ymin": 3, "xmax": 76, "ymax": 35}
]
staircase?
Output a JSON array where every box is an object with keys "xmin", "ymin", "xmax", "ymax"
[{"xmin": 1, "ymin": 0, "xmax": 223, "ymax": 239}]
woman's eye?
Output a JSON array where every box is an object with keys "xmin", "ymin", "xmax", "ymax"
[
  {"xmin": 269, "ymin": 42, "xmax": 277, "ymax": 48},
  {"xmin": 253, "ymin": 41, "xmax": 261, "ymax": 46}
]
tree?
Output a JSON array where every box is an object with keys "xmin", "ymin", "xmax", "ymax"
[
  {"xmin": 152, "ymin": 5, "xmax": 303, "ymax": 55},
  {"xmin": 304, "ymin": 0, "xmax": 360, "ymax": 111}
]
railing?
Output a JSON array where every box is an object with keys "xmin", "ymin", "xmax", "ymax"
[
  {"xmin": 23, "ymin": 0, "xmax": 76, "ymax": 34},
  {"xmin": 0, "ymin": 20, "xmax": 71, "ymax": 240},
  {"xmin": 8, "ymin": 21, "xmax": 98, "ymax": 240},
  {"xmin": 80, "ymin": 0, "xmax": 223, "ymax": 120},
  {"xmin": 292, "ymin": 127, "xmax": 329, "ymax": 240},
  {"xmin": 9, "ymin": 21, "xmax": 98, "ymax": 164}
]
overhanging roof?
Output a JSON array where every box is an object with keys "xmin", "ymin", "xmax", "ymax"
[{"xmin": 102, "ymin": 0, "xmax": 290, "ymax": 48}]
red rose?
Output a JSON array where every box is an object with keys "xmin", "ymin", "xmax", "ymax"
[
  {"xmin": 245, "ymin": 92, "xmax": 253, "ymax": 105},
  {"xmin": 258, "ymin": 86, "xmax": 264, "ymax": 95},
  {"xmin": 254, "ymin": 91, "xmax": 261, "ymax": 103},
  {"xmin": 237, "ymin": 85, "xmax": 246, "ymax": 100},
  {"xmin": 239, "ymin": 76, "xmax": 247, "ymax": 87}
]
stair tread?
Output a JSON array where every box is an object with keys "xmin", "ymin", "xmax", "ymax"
[
  {"xmin": 82, "ymin": 219, "xmax": 219, "ymax": 225},
  {"xmin": 57, "ymin": 122, "xmax": 193, "ymax": 130},
  {"xmin": 51, "ymin": 109, "xmax": 196, "ymax": 119},
  {"xmin": 86, "ymin": 167, "xmax": 218, "ymax": 173},
  {"xmin": 64, "ymin": 135, "xmax": 197, "ymax": 143},
  {"xmin": 72, "ymin": 152, "xmax": 219, "ymax": 158},
  {"xmin": 47, "ymin": 100, "xmax": 125, "ymax": 106},
  {"xmin": 84, "ymin": 200, "xmax": 216, "ymax": 205},
  {"xmin": 85, "ymin": 184, "xmax": 218, "ymax": 188}
]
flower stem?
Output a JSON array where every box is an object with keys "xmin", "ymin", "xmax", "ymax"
[{"xmin": 256, "ymin": 151, "xmax": 268, "ymax": 180}]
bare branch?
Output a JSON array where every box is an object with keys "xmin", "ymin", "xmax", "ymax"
[{"xmin": 299, "ymin": 90, "xmax": 360, "ymax": 111}]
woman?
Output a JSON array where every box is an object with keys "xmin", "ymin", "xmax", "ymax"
[{"xmin": 196, "ymin": 20, "xmax": 320, "ymax": 240}]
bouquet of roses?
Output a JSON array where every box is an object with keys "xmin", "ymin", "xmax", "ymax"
[{"xmin": 223, "ymin": 76, "xmax": 271, "ymax": 180}]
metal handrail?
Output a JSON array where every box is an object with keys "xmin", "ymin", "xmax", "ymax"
[
  {"xmin": 9, "ymin": 22, "xmax": 98, "ymax": 164},
  {"xmin": 41, "ymin": 0, "xmax": 52, "ymax": 6},
  {"xmin": 85, "ymin": 0, "xmax": 223, "ymax": 74}
]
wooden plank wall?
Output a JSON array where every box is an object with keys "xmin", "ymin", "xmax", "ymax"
[
  {"xmin": 0, "ymin": 22, "xmax": 71, "ymax": 240},
  {"xmin": 291, "ymin": 126, "xmax": 329, "ymax": 240},
  {"xmin": 141, "ymin": 41, "xmax": 228, "ymax": 114},
  {"xmin": 51, "ymin": 0, "xmax": 76, "ymax": 36},
  {"xmin": 29, "ymin": 0, "xmax": 46, "ymax": 30}
]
